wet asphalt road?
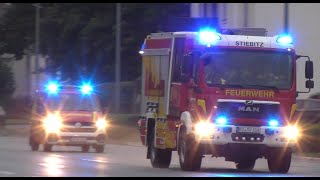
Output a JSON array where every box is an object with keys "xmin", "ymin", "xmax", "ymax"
[{"xmin": 0, "ymin": 135, "xmax": 320, "ymax": 177}]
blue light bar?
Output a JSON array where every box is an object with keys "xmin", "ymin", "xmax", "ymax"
[
  {"xmin": 45, "ymin": 82, "xmax": 59, "ymax": 94},
  {"xmin": 81, "ymin": 84, "xmax": 93, "ymax": 95},
  {"xmin": 276, "ymin": 35, "xmax": 293, "ymax": 45},
  {"xmin": 216, "ymin": 116, "xmax": 227, "ymax": 125},
  {"xmin": 268, "ymin": 119, "xmax": 279, "ymax": 127},
  {"xmin": 198, "ymin": 29, "xmax": 221, "ymax": 46}
]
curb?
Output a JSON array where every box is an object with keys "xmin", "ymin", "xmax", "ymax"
[{"xmin": 293, "ymin": 155, "xmax": 320, "ymax": 161}]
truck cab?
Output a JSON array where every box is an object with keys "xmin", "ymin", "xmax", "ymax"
[
  {"xmin": 137, "ymin": 28, "xmax": 314, "ymax": 173},
  {"xmin": 29, "ymin": 82, "xmax": 108, "ymax": 153}
]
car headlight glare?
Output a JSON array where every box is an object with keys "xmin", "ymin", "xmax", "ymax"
[
  {"xmin": 194, "ymin": 121, "xmax": 215, "ymax": 136},
  {"xmin": 44, "ymin": 114, "xmax": 62, "ymax": 133},
  {"xmin": 96, "ymin": 118, "xmax": 107, "ymax": 129},
  {"xmin": 284, "ymin": 125, "xmax": 300, "ymax": 140}
]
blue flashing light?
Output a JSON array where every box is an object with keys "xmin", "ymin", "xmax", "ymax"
[
  {"xmin": 81, "ymin": 84, "xmax": 93, "ymax": 95},
  {"xmin": 268, "ymin": 119, "xmax": 279, "ymax": 127},
  {"xmin": 276, "ymin": 35, "xmax": 293, "ymax": 45},
  {"xmin": 45, "ymin": 82, "xmax": 59, "ymax": 94},
  {"xmin": 198, "ymin": 29, "xmax": 221, "ymax": 46},
  {"xmin": 216, "ymin": 116, "xmax": 227, "ymax": 125}
]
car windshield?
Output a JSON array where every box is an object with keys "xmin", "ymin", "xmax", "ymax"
[
  {"xmin": 46, "ymin": 93, "xmax": 101, "ymax": 111},
  {"xmin": 201, "ymin": 49, "xmax": 294, "ymax": 90}
]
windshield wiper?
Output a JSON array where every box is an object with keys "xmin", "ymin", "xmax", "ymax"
[
  {"xmin": 210, "ymin": 84, "xmax": 245, "ymax": 89},
  {"xmin": 243, "ymin": 84, "xmax": 279, "ymax": 91},
  {"xmin": 210, "ymin": 83, "xmax": 279, "ymax": 91}
]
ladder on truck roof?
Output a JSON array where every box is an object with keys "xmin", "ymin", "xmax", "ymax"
[
  {"xmin": 222, "ymin": 28, "xmax": 268, "ymax": 36},
  {"xmin": 148, "ymin": 28, "xmax": 268, "ymax": 39}
]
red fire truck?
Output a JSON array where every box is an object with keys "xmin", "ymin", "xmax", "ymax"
[
  {"xmin": 29, "ymin": 82, "xmax": 108, "ymax": 153},
  {"xmin": 137, "ymin": 27, "xmax": 314, "ymax": 173}
]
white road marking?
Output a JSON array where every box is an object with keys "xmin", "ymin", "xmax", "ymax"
[
  {"xmin": 81, "ymin": 158, "xmax": 108, "ymax": 163},
  {"xmin": 0, "ymin": 171, "xmax": 15, "ymax": 175}
]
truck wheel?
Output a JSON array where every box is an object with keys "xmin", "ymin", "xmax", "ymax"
[
  {"xmin": 149, "ymin": 127, "xmax": 172, "ymax": 168},
  {"xmin": 268, "ymin": 148, "xmax": 292, "ymax": 173},
  {"xmin": 178, "ymin": 128, "xmax": 202, "ymax": 171},
  {"xmin": 43, "ymin": 144, "xmax": 52, "ymax": 152},
  {"xmin": 29, "ymin": 136, "xmax": 40, "ymax": 151},
  {"xmin": 95, "ymin": 145, "xmax": 104, "ymax": 153},
  {"xmin": 235, "ymin": 159, "xmax": 256, "ymax": 171},
  {"xmin": 81, "ymin": 145, "xmax": 90, "ymax": 152},
  {"xmin": 31, "ymin": 143, "xmax": 40, "ymax": 151}
]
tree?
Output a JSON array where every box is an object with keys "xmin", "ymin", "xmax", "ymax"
[
  {"xmin": 0, "ymin": 3, "xmax": 190, "ymax": 82},
  {"xmin": 0, "ymin": 59, "xmax": 15, "ymax": 105}
]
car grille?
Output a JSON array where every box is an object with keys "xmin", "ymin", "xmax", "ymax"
[
  {"xmin": 63, "ymin": 121, "xmax": 95, "ymax": 126},
  {"xmin": 60, "ymin": 127, "xmax": 97, "ymax": 133}
]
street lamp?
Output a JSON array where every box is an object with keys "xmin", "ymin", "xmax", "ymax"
[
  {"xmin": 115, "ymin": 3, "xmax": 121, "ymax": 113},
  {"xmin": 32, "ymin": 3, "xmax": 41, "ymax": 91}
]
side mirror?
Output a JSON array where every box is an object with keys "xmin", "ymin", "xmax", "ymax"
[
  {"xmin": 305, "ymin": 60, "xmax": 313, "ymax": 79},
  {"xmin": 306, "ymin": 80, "xmax": 314, "ymax": 89}
]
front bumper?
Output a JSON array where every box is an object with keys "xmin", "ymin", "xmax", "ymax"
[
  {"xmin": 194, "ymin": 125, "xmax": 297, "ymax": 148},
  {"xmin": 45, "ymin": 128, "xmax": 107, "ymax": 146}
]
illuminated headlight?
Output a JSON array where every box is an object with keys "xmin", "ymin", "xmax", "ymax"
[
  {"xmin": 215, "ymin": 116, "xmax": 228, "ymax": 125},
  {"xmin": 96, "ymin": 119, "xmax": 107, "ymax": 129},
  {"xmin": 44, "ymin": 114, "xmax": 62, "ymax": 133},
  {"xmin": 268, "ymin": 119, "xmax": 279, "ymax": 127},
  {"xmin": 194, "ymin": 121, "xmax": 215, "ymax": 136},
  {"xmin": 284, "ymin": 125, "xmax": 300, "ymax": 140}
]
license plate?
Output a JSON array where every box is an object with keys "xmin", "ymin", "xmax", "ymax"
[
  {"xmin": 70, "ymin": 137, "xmax": 87, "ymax": 142},
  {"xmin": 236, "ymin": 127, "xmax": 260, "ymax": 133}
]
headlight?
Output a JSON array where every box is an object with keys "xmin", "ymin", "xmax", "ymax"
[
  {"xmin": 96, "ymin": 118, "xmax": 107, "ymax": 129},
  {"xmin": 44, "ymin": 114, "xmax": 62, "ymax": 133},
  {"xmin": 284, "ymin": 125, "xmax": 300, "ymax": 140},
  {"xmin": 194, "ymin": 121, "xmax": 215, "ymax": 137}
]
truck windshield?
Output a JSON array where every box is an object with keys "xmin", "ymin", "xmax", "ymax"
[
  {"xmin": 201, "ymin": 49, "xmax": 294, "ymax": 90},
  {"xmin": 46, "ymin": 93, "xmax": 101, "ymax": 111}
]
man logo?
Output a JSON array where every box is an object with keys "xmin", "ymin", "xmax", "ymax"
[
  {"xmin": 245, "ymin": 100, "xmax": 254, "ymax": 105},
  {"xmin": 75, "ymin": 122, "xmax": 82, "ymax": 127},
  {"xmin": 238, "ymin": 106, "xmax": 260, "ymax": 112}
]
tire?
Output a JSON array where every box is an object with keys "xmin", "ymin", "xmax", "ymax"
[
  {"xmin": 31, "ymin": 143, "xmax": 40, "ymax": 151},
  {"xmin": 43, "ymin": 144, "xmax": 52, "ymax": 152},
  {"xmin": 149, "ymin": 126, "xmax": 172, "ymax": 168},
  {"xmin": 82, "ymin": 145, "xmax": 90, "ymax": 152},
  {"xmin": 268, "ymin": 148, "xmax": 292, "ymax": 173},
  {"xmin": 178, "ymin": 128, "xmax": 202, "ymax": 171},
  {"xmin": 95, "ymin": 145, "xmax": 104, "ymax": 153},
  {"xmin": 235, "ymin": 159, "xmax": 256, "ymax": 171},
  {"xmin": 29, "ymin": 136, "xmax": 40, "ymax": 151}
]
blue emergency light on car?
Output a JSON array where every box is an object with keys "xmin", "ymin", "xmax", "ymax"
[
  {"xmin": 198, "ymin": 28, "xmax": 221, "ymax": 46},
  {"xmin": 276, "ymin": 34, "xmax": 293, "ymax": 45},
  {"xmin": 45, "ymin": 82, "xmax": 59, "ymax": 94},
  {"xmin": 81, "ymin": 84, "xmax": 93, "ymax": 95}
]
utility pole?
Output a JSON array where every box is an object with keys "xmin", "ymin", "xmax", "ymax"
[
  {"xmin": 284, "ymin": 3, "xmax": 289, "ymax": 33},
  {"xmin": 33, "ymin": 3, "xmax": 41, "ymax": 91},
  {"xmin": 115, "ymin": 3, "xmax": 121, "ymax": 113}
]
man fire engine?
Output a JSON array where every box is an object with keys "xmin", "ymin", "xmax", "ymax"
[
  {"xmin": 137, "ymin": 26, "xmax": 314, "ymax": 173},
  {"xmin": 29, "ymin": 82, "xmax": 108, "ymax": 153}
]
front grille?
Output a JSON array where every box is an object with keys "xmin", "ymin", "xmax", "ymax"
[
  {"xmin": 216, "ymin": 100, "xmax": 280, "ymax": 126},
  {"xmin": 63, "ymin": 121, "xmax": 95, "ymax": 126},
  {"xmin": 60, "ymin": 127, "xmax": 97, "ymax": 133}
]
